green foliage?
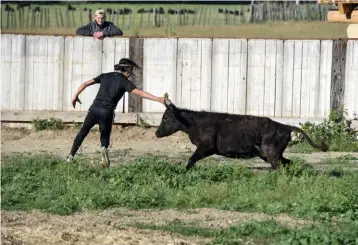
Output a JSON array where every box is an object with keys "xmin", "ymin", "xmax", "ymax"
[
  {"xmin": 290, "ymin": 109, "xmax": 358, "ymax": 152},
  {"xmin": 31, "ymin": 117, "xmax": 67, "ymax": 132},
  {"xmin": 133, "ymin": 219, "xmax": 358, "ymax": 245},
  {"xmin": 1, "ymin": 153, "xmax": 358, "ymax": 220}
]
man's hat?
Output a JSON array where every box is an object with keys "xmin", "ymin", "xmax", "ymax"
[{"xmin": 95, "ymin": 9, "xmax": 106, "ymax": 16}]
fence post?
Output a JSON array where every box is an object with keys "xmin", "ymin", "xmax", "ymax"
[
  {"xmin": 128, "ymin": 38, "xmax": 144, "ymax": 112},
  {"xmin": 330, "ymin": 39, "xmax": 348, "ymax": 112}
]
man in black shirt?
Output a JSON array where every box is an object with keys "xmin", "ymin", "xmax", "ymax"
[
  {"xmin": 66, "ymin": 58, "xmax": 165, "ymax": 168},
  {"xmin": 76, "ymin": 9, "xmax": 123, "ymax": 39}
]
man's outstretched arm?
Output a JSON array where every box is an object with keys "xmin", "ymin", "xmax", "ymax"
[
  {"xmin": 131, "ymin": 88, "xmax": 164, "ymax": 104},
  {"xmin": 72, "ymin": 78, "xmax": 99, "ymax": 108}
]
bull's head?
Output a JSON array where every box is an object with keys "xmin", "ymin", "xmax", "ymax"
[{"xmin": 155, "ymin": 93, "xmax": 182, "ymax": 138}]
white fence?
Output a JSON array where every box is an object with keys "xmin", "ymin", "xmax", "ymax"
[{"xmin": 1, "ymin": 34, "xmax": 357, "ymax": 126}]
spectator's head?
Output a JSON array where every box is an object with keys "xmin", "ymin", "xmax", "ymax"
[
  {"xmin": 95, "ymin": 9, "xmax": 106, "ymax": 26},
  {"xmin": 114, "ymin": 58, "xmax": 140, "ymax": 77}
]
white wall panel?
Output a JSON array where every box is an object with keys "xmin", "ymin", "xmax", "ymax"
[
  {"xmin": 246, "ymin": 39, "xmax": 266, "ymax": 116},
  {"xmin": 345, "ymin": 40, "xmax": 358, "ymax": 119},
  {"xmin": 319, "ymin": 40, "xmax": 333, "ymax": 118},
  {"xmin": 143, "ymin": 38, "xmax": 177, "ymax": 112},
  {"xmin": 176, "ymin": 38, "xmax": 212, "ymax": 111}
]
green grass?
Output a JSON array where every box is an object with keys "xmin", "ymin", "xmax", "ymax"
[
  {"xmin": 2, "ymin": 153, "xmax": 357, "ymax": 221},
  {"xmin": 132, "ymin": 219, "xmax": 358, "ymax": 245},
  {"xmin": 1, "ymin": 3, "xmax": 349, "ymax": 38}
]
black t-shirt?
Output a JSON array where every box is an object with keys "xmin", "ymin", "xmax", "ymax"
[{"xmin": 91, "ymin": 72, "xmax": 136, "ymax": 110}]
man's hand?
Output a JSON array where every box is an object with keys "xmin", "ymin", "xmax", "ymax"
[
  {"xmin": 93, "ymin": 32, "xmax": 104, "ymax": 39},
  {"xmin": 72, "ymin": 96, "xmax": 82, "ymax": 108},
  {"xmin": 158, "ymin": 97, "xmax": 165, "ymax": 104}
]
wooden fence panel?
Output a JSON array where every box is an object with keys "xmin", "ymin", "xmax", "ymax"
[
  {"xmin": 319, "ymin": 40, "xmax": 333, "ymax": 118},
  {"xmin": 1, "ymin": 34, "xmax": 26, "ymax": 111},
  {"xmin": 211, "ymin": 39, "xmax": 229, "ymax": 113},
  {"xmin": 344, "ymin": 40, "xmax": 358, "ymax": 118},
  {"xmin": 227, "ymin": 39, "xmax": 248, "ymax": 115},
  {"xmin": 46, "ymin": 36, "xmax": 64, "ymax": 111},
  {"xmin": 176, "ymin": 38, "xmax": 212, "ymax": 111},
  {"xmin": 143, "ymin": 38, "xmax": 177, "ymax": 113}
]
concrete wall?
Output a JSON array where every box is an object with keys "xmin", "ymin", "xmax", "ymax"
[{"xmin": 1, "ymin": 34, "xmax": 357, "ymax": 125}]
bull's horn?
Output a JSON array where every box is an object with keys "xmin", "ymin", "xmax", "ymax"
[{"xmin": 164, "ymin": 92, "xmax": 173, "ymax": 106}]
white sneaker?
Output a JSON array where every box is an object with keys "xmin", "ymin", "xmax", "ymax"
[
  {"xmin": 100, "ymin": 147, "xmax": 110, "ymax": 168},
  {"xmin": 66, "ymin": 155, "xmax": 74, "ymax": 163}
]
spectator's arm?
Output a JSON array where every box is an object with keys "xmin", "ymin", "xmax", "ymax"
[
  {"xmin": 76, "ymin": 23, "xmax": 94, "ymax": 36},
  {"xmin": 103, "ymin": 23, "xmax": 123, "ymax": 37}
]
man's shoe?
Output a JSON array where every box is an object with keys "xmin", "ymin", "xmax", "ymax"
[
  {"xmin": 100, "ymin": 147, "xmax": 110, "ymax": 168},
  {"xmin": 66, "ymin": 155, "xmax": 74, "ymax": 163}
]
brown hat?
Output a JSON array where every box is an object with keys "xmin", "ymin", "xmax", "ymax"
[{"xmin": 95, "ymin": 9, "xmax": 106, "ymax": 16}]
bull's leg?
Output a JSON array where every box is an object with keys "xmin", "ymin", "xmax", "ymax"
[
  {"xmin": 186, "ymin": 146, "xmax": 213, "ymax": 170},
  {"xmin": 262, "ymin": 131, "xmax": 291, "ymax": 170},
  {"xmin": 254, "ymin": 145, "xmax": 268, "ymax": 162},
  {"xmin": 280, "ymin": 157, "xmax": 292, "ymax": 167}
]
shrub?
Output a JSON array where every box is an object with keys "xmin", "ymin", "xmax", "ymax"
[{"xmin": 290, "ymin": 109, "xmax": 358, "ymax": 152}]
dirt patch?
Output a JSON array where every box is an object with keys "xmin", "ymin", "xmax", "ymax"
[
  {"xmin": 1, "ymin": 208, "xmax": 313, "ymax": 245},
  {"xmin": 2, "ymin": 124, "xmax": 358, "ymax": 170}
]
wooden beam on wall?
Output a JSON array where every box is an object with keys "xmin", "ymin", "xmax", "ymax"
[
  {"xmin": 128, "ymin": 38, "xmax": 144, "ymax": 113},
  {"xmin": 330, "ymin": 39, "xmax": 348, "ymax": 112},
  {"xmin": 327, "ymin": 9, "xmax": 358, "ymax": 23}
]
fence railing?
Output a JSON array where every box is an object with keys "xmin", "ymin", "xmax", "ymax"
[{"xmin": 1, "ymin": 34, "xmax": 357, "ymax": 126}]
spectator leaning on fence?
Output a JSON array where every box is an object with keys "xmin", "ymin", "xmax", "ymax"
[{"xmin": 76, "ymin": 9, "xmax": 123, "ymax": 39}]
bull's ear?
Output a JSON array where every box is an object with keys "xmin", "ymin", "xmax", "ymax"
[{"xmin": 164, "ymin": 92, "xmax": 176, "ymax": 110}]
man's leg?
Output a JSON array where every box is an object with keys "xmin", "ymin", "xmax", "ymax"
[
  {"xmin": 98, "ymin": 108, "xmax": 114, "ymax": 168},
  {"xmin": 67, "ymin": 109, "xmax": 98, "ymax": 161}
]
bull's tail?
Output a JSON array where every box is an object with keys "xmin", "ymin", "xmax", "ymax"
[{"xmin": 289, "ymin": 126, "xmax": 329, "ymax": 152}]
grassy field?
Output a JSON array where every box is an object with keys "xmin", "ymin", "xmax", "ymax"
[
  {"xmin": 1, "ymin": 2, "xmax": 349, "ymax": 38},
  {"xmin": 2, "ymin": 153, "xmax": 358, "ymax": 244}
]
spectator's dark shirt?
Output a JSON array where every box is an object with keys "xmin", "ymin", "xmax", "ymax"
[{"xmin": 76, "ymin": 21, "xmax": 123, "ymax": 37}]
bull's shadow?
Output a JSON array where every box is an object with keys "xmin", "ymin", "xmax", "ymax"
[{"xmin": 155, "ymin": 94, "xmax": 328, "ymax": 172}]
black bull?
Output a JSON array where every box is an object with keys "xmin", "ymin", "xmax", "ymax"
[{"xmin": 155, "ymin": 97, "xmax": 328, "ymax": 170}]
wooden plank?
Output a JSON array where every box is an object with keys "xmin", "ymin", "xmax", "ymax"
[
  {"xmin": 1, "ymin": 34, "xmax": 12, "ymax": 110},
  {"xmin": 330, "ymin": 39, "xmax": 347, "ymax": 112},
  {"xmin": 101, "ymin": 38, "xmax": 116, "ymax": 74},
  {"xmin": 114, "ymin": 38, "xmax": 129, "ymax": 113},
  {"xmin": 282, "ymin": 40, "xmax": 294, "ymax": 117},
  {"xmin": 10, "ymin": 35, "xmax": 26, "ymax": 111},
  {"xmin": 81, "ymin": 37, "xmax": 102, "ymax": 111},
  {"xmin": 344, "ymin": 40, "xmax": 358, "ymax": 119},
  {"xmin": 211, "ymin": 39, "xmax": 229, "ymax": 113},
  {"xmin": 300, "ymin": 41, "xmax": 310, "ymax": 118},
  {"xmin": 176, "ymin": 38, "xmax": 212, "ymax": 111},
  {"xmin": 143, "ymin": 38, "xmax": 177, "ymax": 113},
  {"xmin": 63, "ymin": 36, "xmax": 74, "ymax": 111},
  {"xmin": 319, "ymin": 40, "xmax": 333, "ymax": 118},
  {"xmin": 308, "ymin": 40, "xmax": 321, "ymax": 117},
  {"xmin": 71, "ymin": 37, "xmax": 84, "ymax": 112},
  {"xmin": 327, "ymin": 10, "xmax": 358, "ymax": 23},
  {"xmin": 200, "ymin": 39, "xmax": 212, "ymax": 112},
  {"xmin": 275, "ymin": 40, "xmax": 284, "ymax": 117},
  {"xmin": 129, "ymin": 37, "xmax": 144, "ymax": 112},
  {"xmin": 1, "ymin": 110, "xmax": 137, "ymax": 124},
  {"xmin": 292, "ymin": 40, "xmax": 303, "ymax": 117},
  {"xmin": 263, "ymin": 39, "xmax": 276, "ymax": 117},
  {"xmin": 228, "ymin": 39, "xmax": 247, "ymax": 115},
  {"xmin": 25, "ymin": 36, "xmax": 34, "ymax": 111},
  {"xmin": 36, "ymin": 36, "xmax": 48, "ymax": 111},
  {"xmin": 228, "ymin": 39, "xmax": 247, "ymax": 114},
  {"xmin": 247, "ymin": 39, "xmax": 266, "ymax": 116},
  {"xmin": 46, "ymin": 36, "xmax": 64, "ymax": 111}
]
